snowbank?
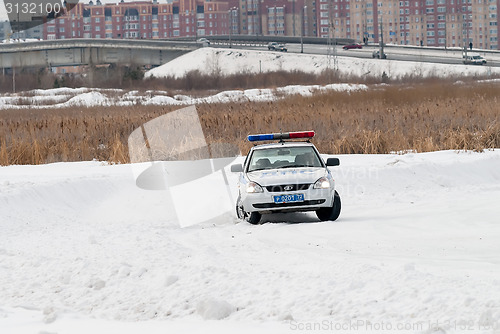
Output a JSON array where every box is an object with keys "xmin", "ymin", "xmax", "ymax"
[
  {"xmin": 1, "ymin": 150, "xmax": 500, "ymax": 333},
  {"xmin": 145, "ymin": 47, "xmax": 500, "ymax": 79},
  {"xmin": 0, "ymin": 84, "xmax": 367, "ymax": 109}
]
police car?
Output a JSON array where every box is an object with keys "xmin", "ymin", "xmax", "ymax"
[{"xmin": 230, "ymin": 131, "xmax": 341, "ymax": 224}]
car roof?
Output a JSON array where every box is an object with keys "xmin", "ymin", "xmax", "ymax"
[{"xmin": 251, "ymin": 141, "xmax": 315, "ymax": 151}]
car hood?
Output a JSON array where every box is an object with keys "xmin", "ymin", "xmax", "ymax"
[{"xmin": 247, "ymin": 167, "xmax": 326, "ymax": 186}]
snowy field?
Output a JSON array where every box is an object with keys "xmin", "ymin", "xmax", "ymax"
[
  {"xmin": 145, "ymin": 47, "xmax": 500, "ymax": 79},
  {"xmin": 0, "ymin": 84, "xmax": 367, "ymax": 109},
  {"xmin": 1, "ymin": 150, "xmax": 500, "ymax": 333}
]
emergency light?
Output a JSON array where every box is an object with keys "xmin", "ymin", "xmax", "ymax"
[{"xmin": 247, "ymin": 131, "xmax": 315, "ymax": 142}]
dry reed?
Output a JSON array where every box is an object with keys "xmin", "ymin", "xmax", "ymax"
[{"xmin": 0, "ymin": 82, "xmax": 499, "ymax": 166}]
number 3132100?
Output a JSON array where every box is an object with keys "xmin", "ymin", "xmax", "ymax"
[{"xmin": 5, "ymin": 2, "xmax": 62, "ymax": 15}]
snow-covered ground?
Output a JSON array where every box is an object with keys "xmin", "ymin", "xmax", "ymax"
[
  {"xmin": 0, "ymin": 84, "xmax": 367, "ymax": 109},
  {"xmin": 1, "ymin": 150, "xmax": 500, "ymax": 333},
  {"xmin": 145, "ymin": 47, "xmax": 500, "ymax": 79}
]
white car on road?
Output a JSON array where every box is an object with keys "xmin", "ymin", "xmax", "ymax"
[
  {"xmin": 463, "ymin": 53, "xmax": 487, "ymax": 65},
  {"xmin": 231, "ymin": 131, "xmax": 341, "ymax": 224}
]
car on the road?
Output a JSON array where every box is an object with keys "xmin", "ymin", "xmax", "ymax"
[
  {"xmin": 268, "ymin": 42, "xmax": 278, "ymax": 51},
  {"xmin": 197, "ymin": 38, "xmax": 210, "ymax": 45},
  {"xmin": 343, "ymin": 43, "xmax": 363, "ymax": 50},
  {"xmin": 230, "ymin": 131, "xmax": 341, "ymax": 224},
  {"xmin": 463, "ymin": 53, "xmax": 487, "ymax": 65},
  {"xmin": 276, "ymin": 44, "xmax": 287, "ymax": 52},
  {"xmin": 372, "ymin": 50, "xmax": 387, "ymax": 59},
  {"xmin": 268, "ymin": 42, "xmax": 287, "ymax": 52}
]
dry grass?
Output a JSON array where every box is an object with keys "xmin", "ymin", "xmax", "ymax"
[
  {"xmin": 3, "ymin": 65, "xmax": 497, "ymax": 94},
  {"xmin": 0, "ymin": 82, "xmax": 499, "ymax": 166}
]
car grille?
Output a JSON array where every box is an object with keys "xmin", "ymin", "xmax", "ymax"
[
  {"xmin": 265, "ymin": 184, "xmax": 311, "ymax": 192},
  {"xmin": 253, "ymin": 199, "xmax": 326, "ymax": 209}
]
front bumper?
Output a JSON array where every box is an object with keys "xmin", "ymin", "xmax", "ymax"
[{"xmin": 242, "ymin": 187, "xmax": 334, "ymax": 214}]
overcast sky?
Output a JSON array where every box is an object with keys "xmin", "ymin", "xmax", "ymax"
[{"xmin": 0, "ymin": 2, "xmax": 7, "ymax": 22}]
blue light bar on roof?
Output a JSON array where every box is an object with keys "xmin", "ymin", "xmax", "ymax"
[
  {"xmin": 247, "ymin": 131, "xmax": 315, "ymax": 142},
  {"xmin": 248, "ymin": 134, "xmax": 275, "ymax": 141}
]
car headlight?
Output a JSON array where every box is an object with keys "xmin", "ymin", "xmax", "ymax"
[
  {"xmin": 313, "ymin": 177, "xmax": 331, "ymax": 189},
  {"xmin": 246, "ymin": 182, "xmax": 264, "ymax": 193}
]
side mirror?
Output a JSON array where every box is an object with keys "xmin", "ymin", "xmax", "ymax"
[
  {"xmin": 230, "ymin": 164, "xmax": 243, "ymax": 172},
  {"xmin": 326, "ymin": 158, "xmax": 340, "ymax": 167}
]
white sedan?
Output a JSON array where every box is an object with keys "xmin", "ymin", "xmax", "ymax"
[{"xmin": 231, "ymin": 131, "xmax": 341, "ymax": 224}]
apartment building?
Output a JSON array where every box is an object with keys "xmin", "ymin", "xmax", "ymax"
[
  {"xmin": 43, "ymin": 0, "xmax": 229, "ymax": 40},
  {"xmin": 469, "ymin": 0, "xmax": 498, "ymax": 50},
  {"xmin": 40, "ymin": 0, "xmax": 498, "ymax": 49},
  {"xmin": 325, "ymin": 0, "xmax": 498, "ymax": 49},
  {"xmin": 0, "ymin": 20, "xmax": 43, "ymax": 41},
  {"xmin": 239, "ymin": 0, "xmax": 311, "ymax": 37}
]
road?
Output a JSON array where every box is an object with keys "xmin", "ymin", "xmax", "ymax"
[{"xmin": 213, "ymin": 41, "xmax": 500, "ymax": 67}]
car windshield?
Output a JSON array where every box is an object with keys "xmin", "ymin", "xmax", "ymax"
[{"xmin": 248, "ymin": 146, "xmax": 323, "ymax": 172}]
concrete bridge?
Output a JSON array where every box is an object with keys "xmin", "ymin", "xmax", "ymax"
[{"xmin": 0, "ymin": 39, "xmax": 199, "ymax": 69}]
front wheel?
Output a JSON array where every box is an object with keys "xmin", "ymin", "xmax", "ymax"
[
  {"xmin": 246, "ymin": 212, "xmax": 262, "ymax": 225},
  {"xmin": 236, "ymin": 195, "xmax": 262, "ymax": 225},
  {"xmin": 236, "ymin": 195, "xmax": 245, "ymax": 220},
  {"xmin": 316, "ymin": 191, "xmax": 341, "ymax": 221}
]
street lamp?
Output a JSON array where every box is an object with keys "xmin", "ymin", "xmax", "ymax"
[
  {"xmin": 379, "ymin": 14, "xmax": 385, "ymax": 59},
  {"xmin": 274, "ymin": 7, "xmax": 277, "ymax": 36},
  {"xmin": 301, "ymin": 6, "xmax": 307, "ymax": 53},
  {"xmin": 459, "ymin": 6, "xmax": 470, "ymax": 57},
  {"xmin": 193, "ymin": 9, "xmax": 198, "ymax": 40},
  {"xmin": 229, "ymin": 7, "xmax": 237, "ymax": 48}
]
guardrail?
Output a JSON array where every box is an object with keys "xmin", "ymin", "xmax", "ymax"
[
  {"xmin": 0, "ymin": 38, "xmax": 198, "ymax": 68},
  {"xmin": 172, "ymin": 35, "xmax": 355, "ymax": 46},
  {"xmin": 365, "ymin": 42, "xmax": 500, "ymax": 57},
  {"xmin": 0, "ymin": 38, "xmax": 198, "ymax": 52}
]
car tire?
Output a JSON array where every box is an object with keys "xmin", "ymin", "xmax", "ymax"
[
  {"xmin": 236, "ymin": 194, "xmax": 262, "ymax": 225},
  {"xmin": 316, "ymin": 191, "xmax": 341, "ymax": 221},
  {"xmin": 236, "ymin": 194, "xmax": 245, "ymax": 220},
  {"xmin": 247, "ymin": 212, "xmax": 262, "ymax": 225}
]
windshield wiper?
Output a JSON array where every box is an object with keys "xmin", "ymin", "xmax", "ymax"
[
  {"xmin": 276, "ymin": 164, "xmax": 308, "ymax": 169},
  {"xmin": 248, "ymin": 168, "xmax": 271, "ymax": 172}
]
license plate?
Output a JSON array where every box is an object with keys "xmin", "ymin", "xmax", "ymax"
[{"xmin": 273, "ymin": 194, "xmax": 304, "ymax": 204}]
